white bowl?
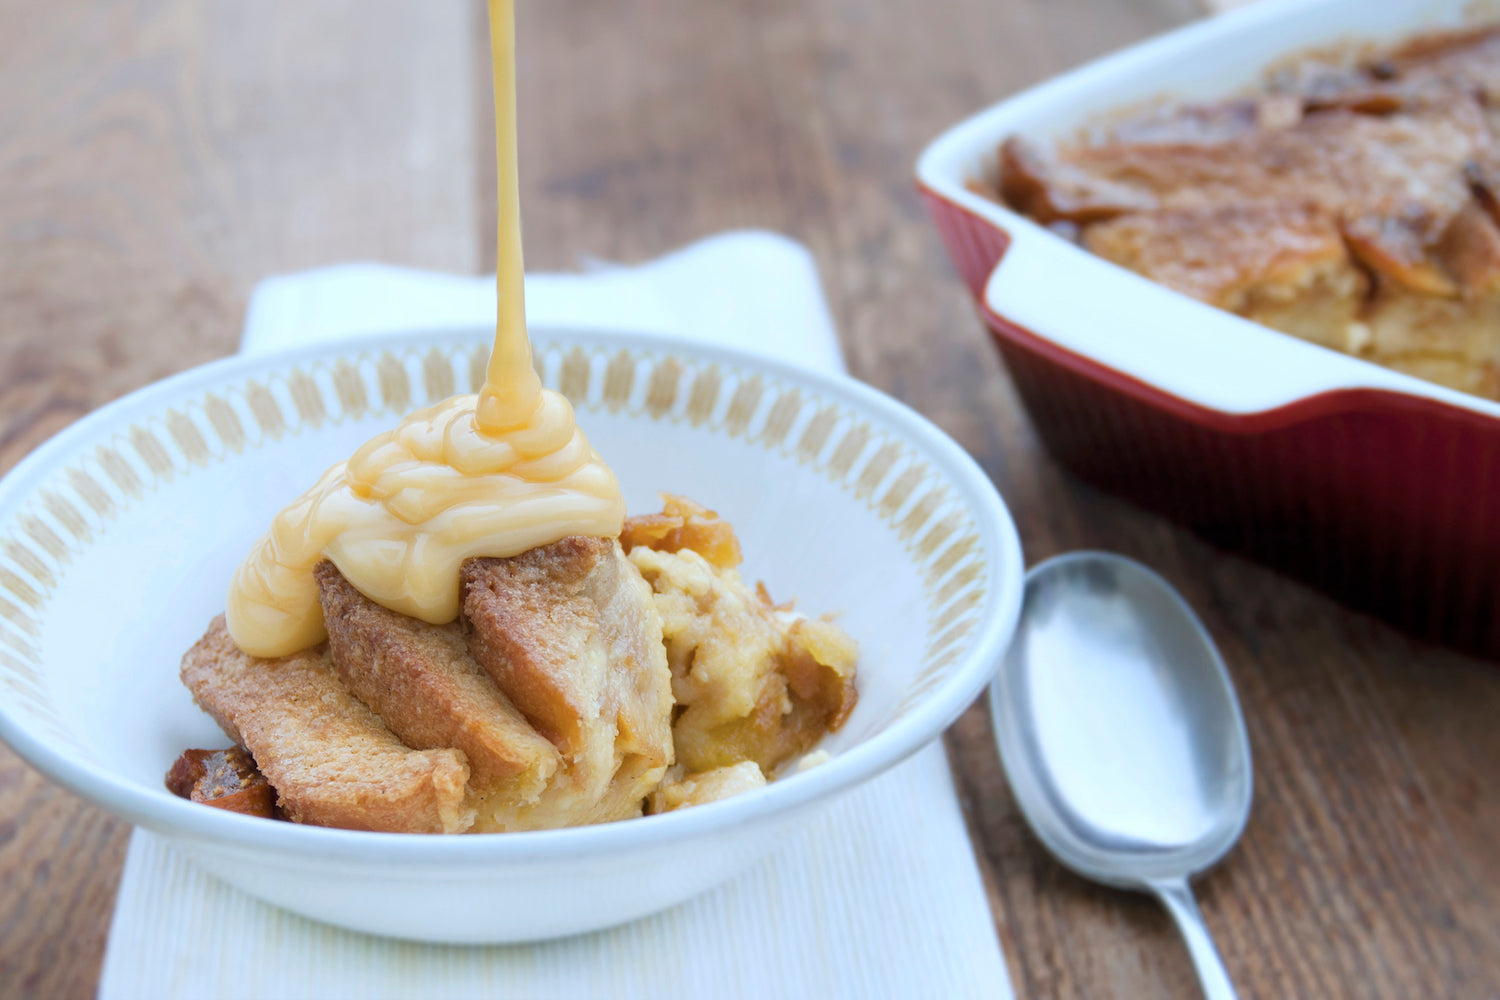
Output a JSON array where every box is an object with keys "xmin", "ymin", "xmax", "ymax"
[{"xmin": 0, "ymin": 327, "xmax": 1023, "ymax": 942}]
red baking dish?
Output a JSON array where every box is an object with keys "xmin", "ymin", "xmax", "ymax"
[{"xmin": 916, "ymin": 0, "xmax": 1500, "ymax": 657}]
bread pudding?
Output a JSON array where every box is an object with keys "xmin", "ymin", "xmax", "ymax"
[
  {"xmin": 984, "ymin": 24, "xmax": 1500, "ymax": 399},
  {"xmin": 622, "ymin": 496, "xmax": 858, "ymax": 783},
  {"xmin": 173, "ymin": 497, "xmax": 858, "ymax": 832},
  {"xmin": 170, "ymin": 1, "xmax": 856, "ymax": 835}
]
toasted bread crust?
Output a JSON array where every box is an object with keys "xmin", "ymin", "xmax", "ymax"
[
  {"xmin": 462, "ymin": 537, "xmax": 674, "ymax": 773},
  {"xmin": 316, "ymin": 561, "xmax": 559, "ymax": 797},
  {"xmin": 461, "ymin": 537, "xmax": 674, "ymax": 829},
  {"xmin": 461, "ymin": 536, "xmax": 612, "ymax": 755},
  {"xmin": 181, "ymin": 617, "xmax": 473, "ymax": 833}
]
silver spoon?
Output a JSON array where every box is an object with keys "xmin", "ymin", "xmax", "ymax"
[{"xmin": 989, "ymin": 552, "xmax": 1252, "ymax": 1000}]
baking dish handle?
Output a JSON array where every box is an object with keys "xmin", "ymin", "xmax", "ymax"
[{"xmin": 980, "ymin": 219, "xmax": 1425, "ymax": 418}]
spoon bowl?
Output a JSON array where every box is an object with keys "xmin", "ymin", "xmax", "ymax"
[{"xmin": 990, "ymin": 552, "xmax": 1252, "ymax": 998}]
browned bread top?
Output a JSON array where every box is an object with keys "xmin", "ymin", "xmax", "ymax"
[
  {"xmin": 181, "ymin": 616, "xmax": 473, "ymax": 834},
  {"xmin": 316, "ymin": 561, "xmax": 559, "ymax": 798},
  {"xmin": 462, "ymin": 536, "xmax": 674, "ymax": 777}
]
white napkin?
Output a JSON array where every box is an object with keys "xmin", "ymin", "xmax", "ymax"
[{"xmin": 98, "ymin": 231, "xmax": 1013, "ymax": 1000}]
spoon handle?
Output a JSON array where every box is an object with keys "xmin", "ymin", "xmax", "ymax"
[{"xmin": 1149, "ymin": 878, "xmax": 1237, "ymax": 1000}]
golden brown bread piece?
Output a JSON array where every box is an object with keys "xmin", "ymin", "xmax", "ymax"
[
  {"xmin": 315, "ymin": 561, "xmax": 560, "ymax": 803},
  {"xmin": 181, "ymin": 617, "xmax": 474, "ymax": 833},
  {"xmin": 1082, "ymin": 202, "xmax": 1369, "ymax": 352},
  {"xmin": 164, "ymin": 747, "xmax": 277, "ymax": 818},
  {"xmin": 1003, "ymin": 101, "xmax": 1487, "ymax": 228},
  {"xmin": 461, "ymin": 536, "xmax": 674, "ymax": 829}
]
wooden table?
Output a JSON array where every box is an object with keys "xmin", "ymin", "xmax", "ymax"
[{"xmin": 2, "ymin": 1, "xmax": 1497, "ymax": 996}]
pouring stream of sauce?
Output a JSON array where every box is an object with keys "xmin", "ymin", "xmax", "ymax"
[{"xmin": 225, "ymin": 0, "xmax": 624, "ymax": 658}]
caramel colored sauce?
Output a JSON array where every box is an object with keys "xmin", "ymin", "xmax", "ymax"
[{"xmin": 225, "ymin": 0, "xmax": 624, "ymax": 658}]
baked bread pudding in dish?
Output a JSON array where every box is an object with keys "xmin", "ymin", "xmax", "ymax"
[
  {"xmin": 173, "ymin": 496, "xmax": 858, "ymax": 833},
  {"xmin": 985, "ymin": 24, "xmax": 1500, "ymax": 399}
]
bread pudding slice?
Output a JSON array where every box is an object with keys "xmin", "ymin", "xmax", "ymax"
[
  {"xmin": 181, "ymin": 618, "xmax": 475, "ymax": 833},
  {"xmin": 621, "ymin": 496, "xmax": 858, "ymax": 803},
  {"xmin": 461, "ymin": 537, "xmax": 675, "ymax": 830},
  {"xmin": 316, "ymin": 563, "xmax": 564, "ymax": 829},
  {"xmin": 181, "ymin": 538, "xmax": 673, "ymax": 833},
  {"xmin": 176, "ymin": 500, "xmax": 859, "ymax": 829}
]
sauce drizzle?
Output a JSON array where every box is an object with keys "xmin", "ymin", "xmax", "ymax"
[{"xmin": 225, "ymin": 0, "xmax": 624, "ymax": 659}]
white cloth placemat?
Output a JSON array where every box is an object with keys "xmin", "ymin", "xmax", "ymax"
[{"xmin": 97, "ymin": 230, "xmax": 1012, "ymax": 1000}]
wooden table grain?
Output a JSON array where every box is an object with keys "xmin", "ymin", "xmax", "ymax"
[{"xmin": 2, "ymin": 2, "xmax": 1498, "ymax": 997}]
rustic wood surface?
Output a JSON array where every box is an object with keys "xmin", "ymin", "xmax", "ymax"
[{"xmin": 2, "ymin": 1, "xmax": 1498, "ymax": 997}]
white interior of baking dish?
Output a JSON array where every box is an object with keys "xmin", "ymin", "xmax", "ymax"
[{"xmin": 917, "ymin": 0, "xmax": 1500, "ymax": 419}]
